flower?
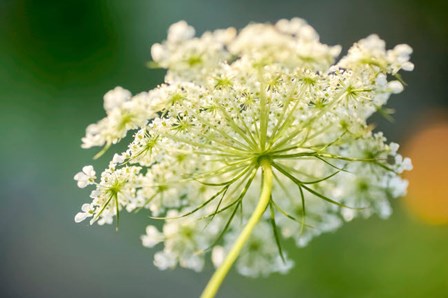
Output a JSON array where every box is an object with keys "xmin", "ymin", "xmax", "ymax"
[
  {"xmin": 74, "ymin": 18, "xmax": 413, "ymax": 298},
  {"xmin": 74, "ymin": 203, "xmax": 94, "ymax": 223},
  {"xmin": 74, "ymin": 165, "xmax": 96, "ymax": 188}
]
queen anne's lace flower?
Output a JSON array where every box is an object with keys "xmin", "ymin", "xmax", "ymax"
[{"xmin": 75, "ymin": 18, "xmax": 413, "ymax": 298}]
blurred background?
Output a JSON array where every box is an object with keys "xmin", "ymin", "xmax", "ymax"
[{"xmin": 1, "ymin": 0, "xmax": 447, "ymax": 297}]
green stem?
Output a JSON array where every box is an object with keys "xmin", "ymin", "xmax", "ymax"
[{"xmin": 200, "ymin": 159, "xmax": 273, "ymax": 298}]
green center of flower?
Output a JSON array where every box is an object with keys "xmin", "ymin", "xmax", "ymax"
[{"xmin": 255, "ymin": 152, "xmax": 273, "ymax": 167}]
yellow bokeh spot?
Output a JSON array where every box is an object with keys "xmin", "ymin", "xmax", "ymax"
[{"xmin": 404, "ymin": 118, "xmax": 448, "ymax": 225}]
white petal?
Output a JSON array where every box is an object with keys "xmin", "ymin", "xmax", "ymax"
[
  {"xmin": 388, "ymin": 81, "xmax": 404, "ymax": 94},
  {"xmin": 153, "ymin": 251, "xmax": 176, "ymax": 270},
  {"xmin": 402, "ymin": 62, "xmax": 414, "ymax": 71},
  {"xmin": 82, "ymin": 165, "xmax": 95, "ymax": 177},
  {"xmin": 167, "ymin": 21, "xmax": 195, "ymax": 43},
  {"xmin": 74, "ymin": 212, "xmax": 88, "ymax": 223},
  {"xmin": 151, "ymin": 43, "xmax": 164, "ymax": 62},
  {"xmin": 141, "ymin": 226, "xmax": 162, "ymax": 248},
  {"xmin": 211, "ymin": 246, "xmax": 225, "ymax": 268},
  {"xmin": 74, "ymin": 172, "xmax": 85, "ymax": 181},
  {"xmin": 76, "ymin": 180, "xmax": 88, "ymax": 188},
  {"xmin": 81, "ymin": 203, "xmax": 91, "ymax": 212}
]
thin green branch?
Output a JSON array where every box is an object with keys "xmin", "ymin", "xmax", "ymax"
[{"xmin": 201, "ymin": 159, "xmax": 273, "ymax": 298}]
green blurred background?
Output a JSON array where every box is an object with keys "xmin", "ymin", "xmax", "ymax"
[{"xmin": 1, "ymin": 0, "xmax": 448, "ymax": 297}]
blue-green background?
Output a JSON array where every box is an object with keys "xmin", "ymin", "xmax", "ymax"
[{"xmin": 1, "ymin": 0, "xmax": 447, "ymax": 297}]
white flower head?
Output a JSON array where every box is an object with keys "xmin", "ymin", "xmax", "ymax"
[{"xmin": 74, "ymin": 19, "xmax": 413, "ymax": 297}]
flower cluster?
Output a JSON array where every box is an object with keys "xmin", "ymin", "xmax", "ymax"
[{"xmin": 75, "ymin": 19, "xmax": 413, "ymax": 280}]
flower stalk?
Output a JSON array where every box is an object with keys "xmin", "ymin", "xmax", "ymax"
[{"xmin": 201, "ymin": 159, "xmax": 273, "ymax": 298}]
